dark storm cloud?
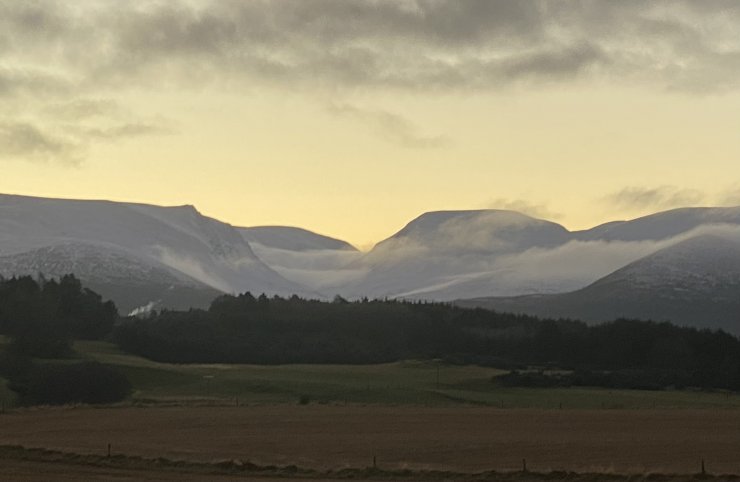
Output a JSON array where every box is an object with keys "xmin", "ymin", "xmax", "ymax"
[{"xmin": 604, "ymin": 186, "xmax": 706, "ymax": 211}]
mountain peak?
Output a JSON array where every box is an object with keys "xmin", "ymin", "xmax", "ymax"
[{"xmin": 376, "ymin": 209, "xmax": 569, "ymax": 253}]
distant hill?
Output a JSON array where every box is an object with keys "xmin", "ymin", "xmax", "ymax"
[{"xmin": 457, "ymin": 235, "xmax": 740, "ymax": 333}]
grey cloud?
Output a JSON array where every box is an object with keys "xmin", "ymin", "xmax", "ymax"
[
  {"xmin": 0, "ymin": 117, "xmax": 173, "ymax": 164},
  {"xmin": 94, "ymin": 1, "xmax": 603, "ymax": 91},
  {"xmin": 4, "ymin": 0, "xmax": 740, "ymax": 162},
  {"xmin": 44, "ymin": 99, "xmax": 121, "ymax": 121},
  {"xmin": 0, "ymin": 67, "xmax": 71, "ymax": 98},
  {"xmin": 604, "ymin": 186, "xmax": 706, "ymax": 211},
  {"xmin": 0, "ymin": 122, "xmax": 80, "ymax": 164},
  {"xmin": 327, "ymin": 103, "xmax": 450, "ymax": 149},
  {"xmin": 3, "ymin": 1, "xmax": 740, "ymax": 95}
]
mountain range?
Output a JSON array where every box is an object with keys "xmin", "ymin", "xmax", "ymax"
[{"xmin": 1, "ymin": 193, "xmax": 739, "ymax": 333}]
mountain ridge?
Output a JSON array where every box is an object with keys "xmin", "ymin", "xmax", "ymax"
[{"xmin": 3, "ymin": 192, "xmax": 740, "ymax": 331}]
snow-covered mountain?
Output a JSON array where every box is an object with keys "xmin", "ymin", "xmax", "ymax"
[
  {"xmin": 458, "ymin": 234, "xmax": 740, "ymax": 333},
  {"xmin": 342, "ymin": 207, "xmax": 740, "ymax": 302},
  {"xmin": 342, "ymin": 210, "xmax": 574, "ymax": 299},
  {"xmin": 3, "ymin": 193, "xmax": 740, "ymax": 329},
  {"xmin": 576, "ymin": 207, "xmax": 740, "ymax": 242},
  {"xmin": 373, "ymin": 210, "xmax": 571, "ymax": 253},
  {"xmin": 0, "ymin": 194, "xmax": 306, "ymax": 313},
  {"xmin": 0, "ymin": 243, "xmax": 223, "ymax": 314}
]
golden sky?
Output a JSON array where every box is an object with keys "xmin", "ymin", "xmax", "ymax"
[{"xmin": 2, "ymin": 1, "xmax": 740, "ymax": 248}]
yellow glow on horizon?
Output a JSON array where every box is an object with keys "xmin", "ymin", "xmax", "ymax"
[{"xmin": 2, "ymin": 85, "xmax": 740, "ymax": 249}]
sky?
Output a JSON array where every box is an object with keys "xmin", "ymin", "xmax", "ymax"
[{"xmin": 2, "ymin": 1, "xmax": 740, "ymax": 249}]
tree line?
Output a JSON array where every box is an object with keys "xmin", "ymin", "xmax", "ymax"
[
  {"xmin": 114, "ymin": 292, "xmax": 740, "ymax": 390},
  {"xmin": 0, "ymin": 275, "xmax": 130, "ymax": 405},
  {"xmin": 3, "ymin": 274, "xmax": 740, "ymax": 397}
]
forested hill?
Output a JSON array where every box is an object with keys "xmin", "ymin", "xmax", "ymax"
[{"xmin": 114, "ymin": 293, "xmax": 740, "ymax": 391}]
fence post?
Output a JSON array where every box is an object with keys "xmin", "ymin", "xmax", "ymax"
[
  {"xmin": 701, "ymin": 459, "xmax": 706, "ymax": 475},
  {"xmin": 107, "ymin": 443, "xmax": 111, "ymax": 458},
  {"xmin": 522, "ymin": 458, "xmax": 527, "ymax": 472}
]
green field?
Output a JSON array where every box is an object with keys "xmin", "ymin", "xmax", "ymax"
[{"xmin": 64, "ymin": 340, "xmax": 740, "ymax": 409}]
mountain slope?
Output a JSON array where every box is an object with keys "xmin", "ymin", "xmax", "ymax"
[
  {"xmin": 5, "ymin": 194, "xmax": 740, "ymax": 317},
  {"xmin": 0, "ymin": 194, "xmax": 306, "ymax": 312},
  {"xmin": 0, "ymin": 243, "xmax": 222, "ymax": 314},
  {"xmin": 347, "ymin": 207, "xmax": 740, "ymax": 301},
  {"xmin": 458, "ymin": 234, "xmax": 740, "ymax": 333},
  {"xmin": 577, "ymin": 207, "xmax": 740, "ymax": 242},
  {"xmin": 345, "ymin": 210, "xmax": 573, "ymax": 299}
]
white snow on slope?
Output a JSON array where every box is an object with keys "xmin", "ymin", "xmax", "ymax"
[
  {"xmin": 0, "ymin": 194, "xmax": 305, "ymax": 296},
  {"xmin": 339, "ymin": 209, "xmax": 740, "ymax": 301},
  {"xmin": 4, "ymin": 194, "xmax": 740, "ymax": 307}
]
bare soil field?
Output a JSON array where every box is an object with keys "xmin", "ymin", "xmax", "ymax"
[
  {"xmin": 1, "ymin": 405, "xmax": 740, "ymax": 476},
  {"xmin": 0, "ymin": 458, "xmax": 248, "ymax": 481}
]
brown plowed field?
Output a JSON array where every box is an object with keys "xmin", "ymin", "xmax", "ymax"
[{"xmin": 1, "ymin": 405, "xmax": 739, "ymax": 475}]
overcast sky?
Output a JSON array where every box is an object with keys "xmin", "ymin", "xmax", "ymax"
[{"xmin": 2, "ymin": 0, "xmax": 740, "ymax": 247}]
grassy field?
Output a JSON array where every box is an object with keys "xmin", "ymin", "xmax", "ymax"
[
  {"xmin": 4, "ymin": 341, "xmax": 740, "ymax": 479},
  {"xmin": 72, "ymin": 340, "xmax": 740, "ymax": 409}
]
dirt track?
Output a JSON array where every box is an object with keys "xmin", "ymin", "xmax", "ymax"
[{"xmin": 1, "ymin": 406, "xmax": 739, "ymax": 475}]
